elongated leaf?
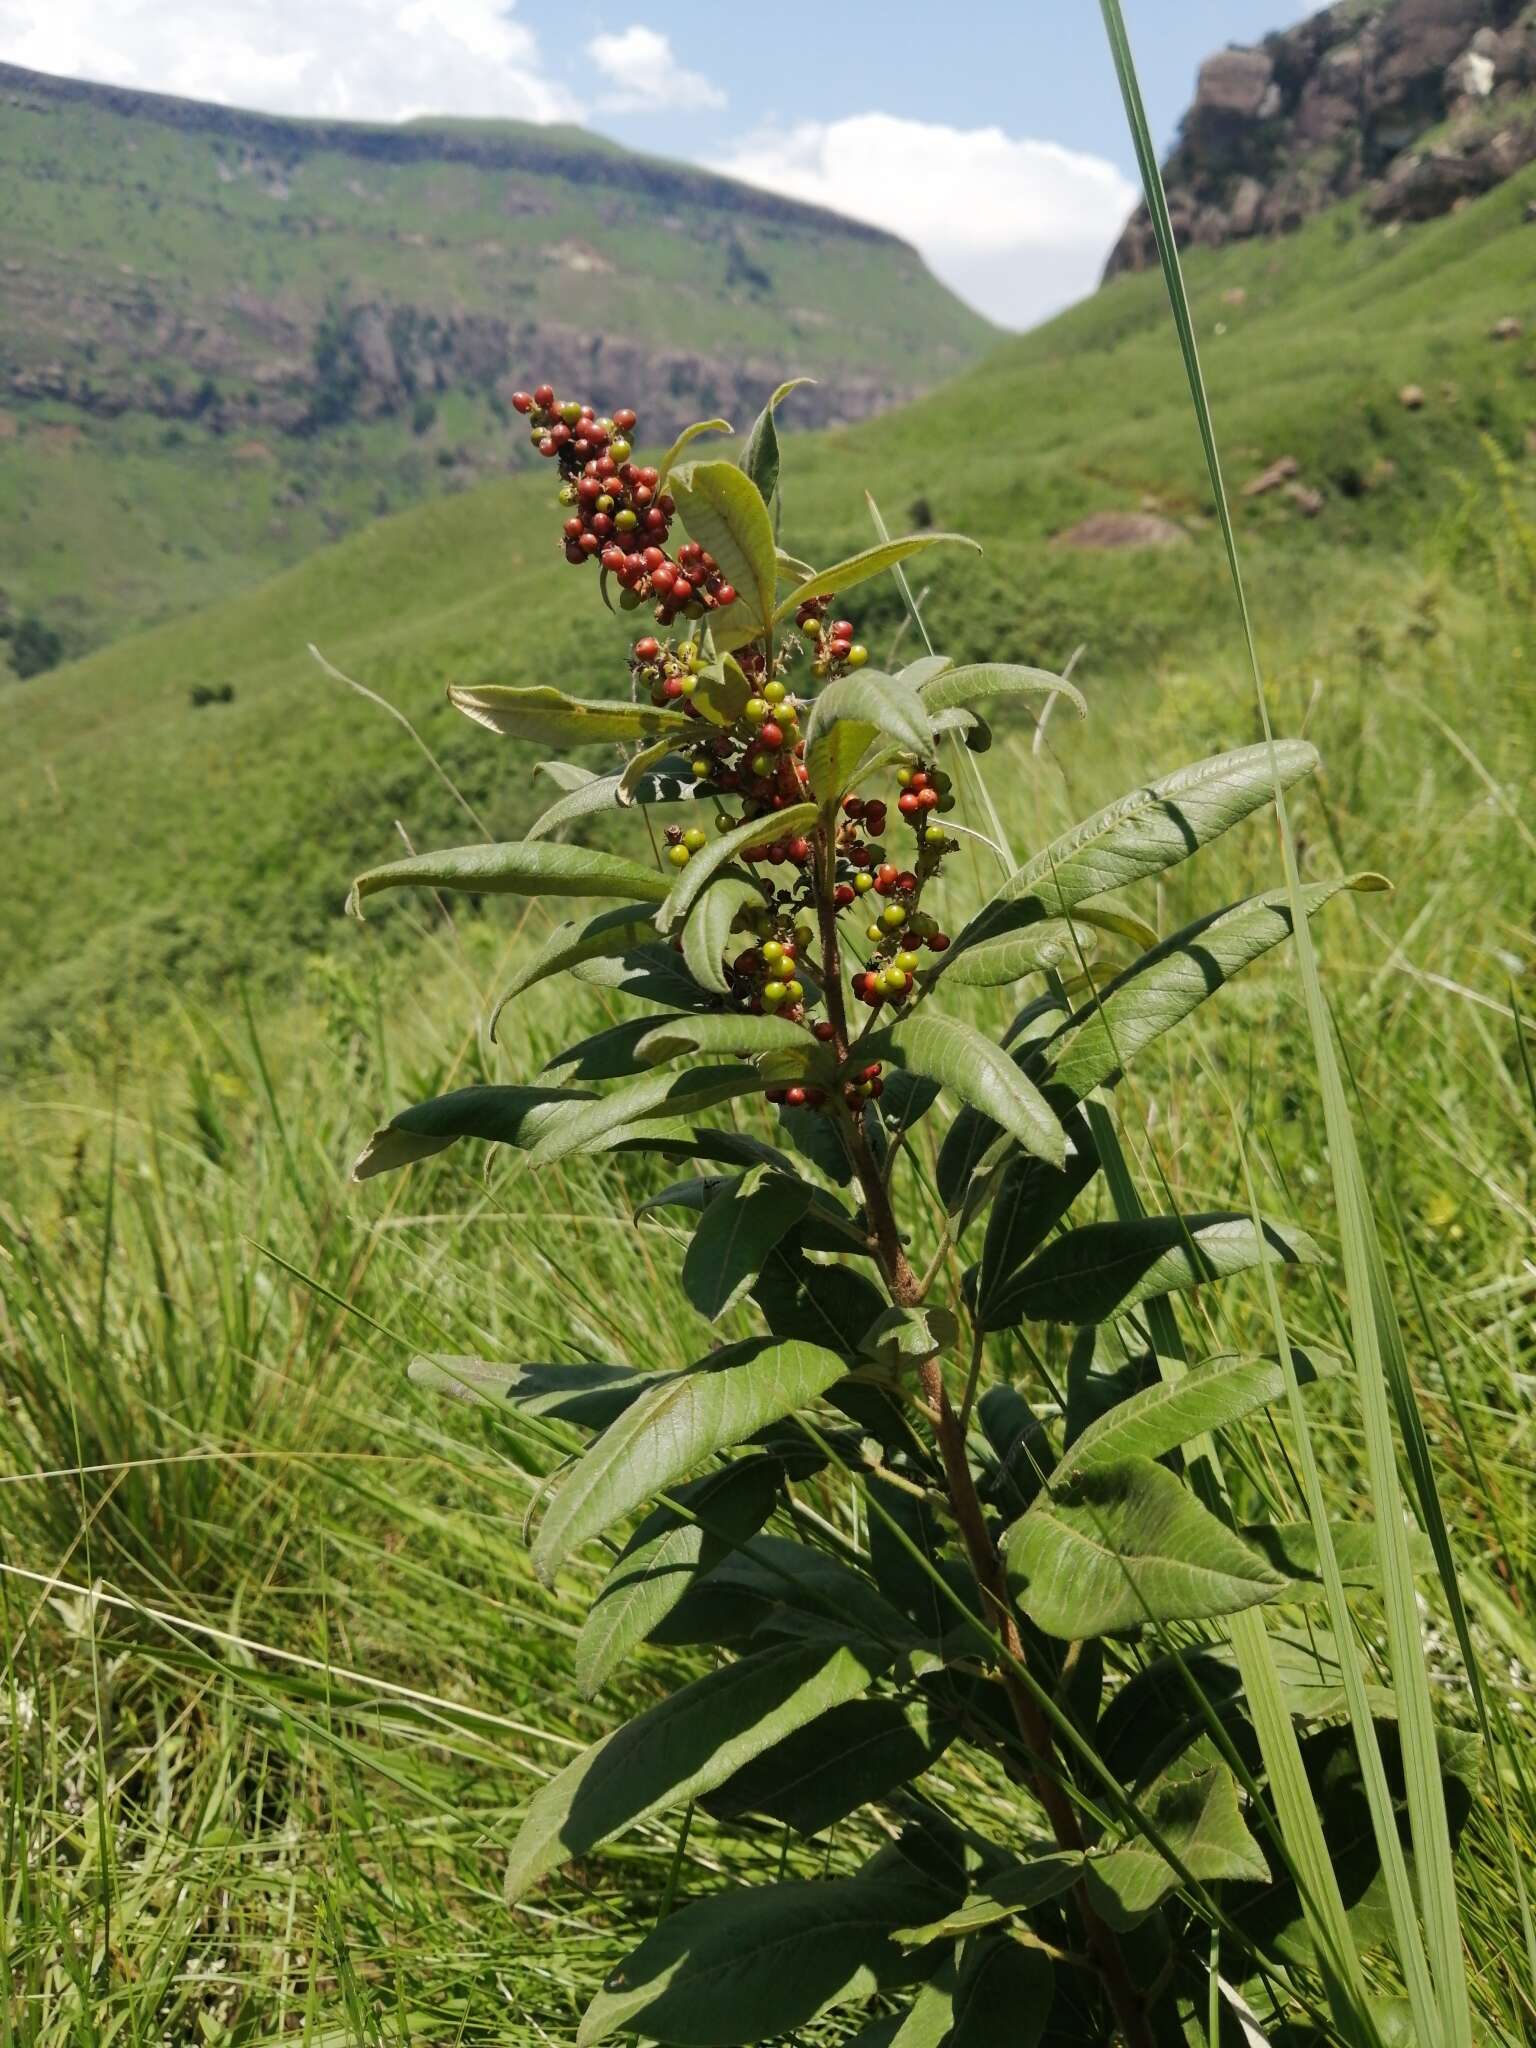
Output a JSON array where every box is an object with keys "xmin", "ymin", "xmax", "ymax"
[
  {"xmin": 670, "ymin": 459, "xmax": 779, "ymax": 639},
  {"xmin": 657, "ymin": 415, "xmax": 732, "ymax": 485},
  {"xmin": 526, "ymin": 1066, "xmax": 769, "ymax": 1168},
  {"xmin": 690, "ymin": 652, "xmax": 753, "ymax": 728},
  {"xmin": 860, "ymin": 1016, "xmax": 1065, "ymax": 1168},
  {"xmin": 1062, "ymin": 1353, "xmax": 1287, "ymax": 1475},
  {"xmin": 1046, "ymin": 878, "xmax": 1381, "ymax": 1101},
  {"xmin": 973, "ymin": 1111, "xmax": 1099, "ymax": 1326},
  {"xmin": 807, "ymin": 716, "xmax": 879, "ymax": 819},
  {"xmin": 775, "ymin": 534, "xmax": 980, "ymax": 624},
  {"xmin": 577, "ymin": 1874, "xmax": 942, "ymax": 2046},
  {"xmin": 885, "ymin": 1967, "xmax": 958, "ymax": 2048},
  {"xmin": 491, "ymin": 904, "xmax": 660, "ymax": 1025},
  {"xmin": 448, "ymin": 682, "xmax": 689, "ymax": 747},
  {"xmin": 535, "ymin": 759, "xmax": 599, "ymax": 794},
  {"xmin": 803, "ymin": 669, "xmax": 933, "ymax": 759},
  {"xmin": 947, "ymin": 739, "xmax": 1319, "ymax": 963},
  {"xmin": 947, "ymin": 1939, "xmax": 1053, "ymax": 2046},
  {"xmin": 351, "ymin": 1083, "xmax": 584, "ymax": 1180},
  {"xmin": 347, "ymin": 840, "xmax": 668, "ymax": 920},
  {"xmin": 575, "ymin": 1457, "xmax": 781, "ymax": 1695},
  {"xmin": 704, "ymin": 1695, "xmax": 950, "ymax": 1836},
  {"xmin": 1003, "ymin": 1454, "xmax": 1285, "ymax": 1637},
  {"xmin": 618, "ymin": 736, "xmax": 694, "ymax": 803},
  {"xmin": 921, "ymin": 661, "xmax": 1086, "ymax": 725},
  {"xmin": 681, "ymin": 873, "xmax": 765, "ymax": 994},
  {"xmin": 683, "ymin": 1174, "xmax": 815, "ymax": 1321},
  {"xmin": 741, "ymin": 377, "xmax": 814, "ymax": 503},
  {"xmin": 525, "ymin": 772, "xmax": 624, "ymax": 841},
  {"xmin": 407, "ymin": 1355, "xmax": 651, "ymax": 1427},
  {"xmin": 752, "ymin": 1245, "xmax": 886, "ymax": 1355},
  {"xmin": 544, "ymin": 1015, "xmax": 673, "ymax": 1083},
  {"xmin": 938, "ymin": 920, "xmax": 1094, "ymax": 989},
  {"xmin": 996, "ymin": 1211, "xmax": 1323, "ymax": 1327},
  {"xmin": 532, "ymin": 1337, "xmax": 848, "ymax": 1578},
  {"xmin": 655, "ymin": 801, "xmax": 819, "ymax": 932},
  {"xmin": 1241, "ymin": 1521, "xmax": 1436, "ymax": 1601},
  {"xmin": 508, "ymin": 1637, "xmax": 889, "ymax": 1906},
  {"xmin": 573, "ymin": 942, "xmax": 719, "ymax": 1010},
  {"xmin": 1085, "ymin": 1764, "xmax": 1269, "ymax": 1929},
  {"xmin": 633, "ymin": 1012, "xmax": 819, "ymax": 1069},
  {"xmin": 653, "ymin": 1531, "xmax": 918, "ymax": 1655},
  {"xmin": 895, "ymin": 1853, "xmax": 1083, "ymax": 1942}
]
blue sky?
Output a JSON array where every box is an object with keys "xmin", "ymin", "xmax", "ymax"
[{"xmin": 0, "ymin": 1, "xmax": 1306, "ymax": 326}]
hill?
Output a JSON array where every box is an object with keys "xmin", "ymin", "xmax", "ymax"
[
  {"xmin": 0, "ymin": 60, "xmax": 993, "ymax": 659},
  {"xmin": 1109, "ymin": 0, "xmax": 1536, "ymax": 273},
  {"xmin": 5, "ymin": 152, "xmax": 1535, "ymax": 1069}
]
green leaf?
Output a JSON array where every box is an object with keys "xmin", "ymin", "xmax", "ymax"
[
  {"xmin": 895, "ymin": 1853, "xmax": 1083, "ymax": 1942},
  {"xmin": 705, "ymin": 1694, "xmax": 950, "ymax": 1836},
  {"xmin": 860, "ymin": 1304, "xmax": 958, "ymax": 1371},
  {"xmin": 689, "ymin": 651, "xmax": 753, "ymax": 727},
  {"xmin": 680, "ymin": 873, "xmax": 765, "ymax": 995},
  {"xmin": 937, "ymin": 920, "xmax": 1095, "ymax": 989},
  {"xmin": 546, "ymin": 1015, "xmax": 691, "ymax": 1083},
  {"xmin": 618, "ymin": 736, "xmax": 694, "ymax": 804},
  {"xmin": 807, "ymin": 716, "xmax": 880, "ymax": 820},
  {"xmin": 1045, "ymin": 878, "xmax": 1381, "ymax": 1101},
  {"xmin": 682, "ymin": 1173, "xmax": 815, "ymax": 1322},
  {"xmin": 490, "ymin": 905, "xmax": 661, "ymax": 1026},
  {"xmin": 507, "ymin": 1637, "xmax": 889, "ymax": 1908},
  {"xmin": 947, "ymin": 1938, "xmax": 1053, "ymax": 2046},
  {"xmin": 575, "ymin": 1457, "xmax": 782, "ymax": 1696},
  {"xmin": 752, "ymin": 1245, "xmax": 887, "ymax": 1355},
  {"xmin": 1062, "ymin": 1353, "xmax": 1288, "ymax": 1476},
  {"xmin": 803, "ymin": 667, "xmax": 934, "ymax": 760},
  {"xmin": 524, "ymin": 772, "xmax": 623, "ymax": 840},
  {"xmin": 997, "ymin": 1211, "xmax": 1323, "ymax": 1326},
  {"xmin": 1085, "ymin": 1764, "xmax": 1270, "ymax": 1930},
  {"xmin": 448, "ymin": 682, "xmax": 689, "ymax": 747},
  {"xmin": 973, "ymin": 1111, "xmax": 1100, "ymax": 1329},
  {"xmin": 535, "ymin": 759, "xmax": 598, "ymax": 794},
  {"xmin": 654, "ymin": 801, "xmax": 819, "ymax": 932},
  {"xmin": 572, "ymin": 942, "xmax": 719, "ymax": 1010},
  {"xmin": 947, "ymin": 739, "xmax": 1319, "ymax": 963},
  {"xmin": 775, "ymin": 534, "xmax": 981, "ymax": 625},
  {"xmin": 633, "ymin": 1012, "xmax": 820, "ymax": 1069},
  {"xmin": 859, "ymin": 1016, "xmax": 1065, "ymax": 1168},
  {"xmin": 350, "ymin": 1084, "xmax": 584, "ymax": 1180},
  {"xmin": 653, "ymin": 1531, "xmax": 918, "ymax": 1655},
  {"xmin": 532, "ymin": 1337, "xmax": 848, "ymax": 1579},
  {"xmin": 1003, "ymin": 1455, "xmax": 1285, "ymax": 1637},
  {"xmin": 347, "ymin": 840, "xmax": 669, "ymax": 920},
  {"xmin": 1240, "ymin": 1521, "xmax": 1437, "ymax": 1602},
  {"xmin": 883, "ymin": 1966, "xmax": 958, "ymax": 2048},
  {"xmin": 526, "ymin": 1066, "xmax": 770, "ymax": 1169},
  {"xmin": 669, "ymin": 459, "xmax": 779, "ymax": 640},
  {"xmin": 407, "ymin": 1355, "xmax": 651, "ymax": 1428},
  {"xmin": 576, "ymin": 1874, "xmax": 942, "ymax": 2045},
  {"xmin": 657, "ymin": 415, "xmax": 733, "ymax": 485},
  {"xmin": 741, "ymin": 377, "xmax": 814, "ymax": 503},
  {"xmin": 920, "ymin": 661, "xmax": 1086, "ymax": 725}
]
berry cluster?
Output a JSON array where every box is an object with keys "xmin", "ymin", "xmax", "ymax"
[
  {"xmin": 796, "ymin": 595, "xmax": 869, "ymax": 679},
  {"xmin": 513, "ymin": 383, "xmax": 738, "ymax": 623}
]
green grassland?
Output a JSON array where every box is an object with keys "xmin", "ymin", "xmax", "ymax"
[
  {"xmin": 2, "ymin": 160, "xmax": 1536, "ymax": 2044},
  {"xmin": 0, "ymin": 66, "xmax": 993, "ymax": 652}
]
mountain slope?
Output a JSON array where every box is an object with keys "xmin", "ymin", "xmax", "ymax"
[
  {"xmin": 0, "ymin": 61, "xmax": 993, "ymax": 657},
  {"xmin": 5, "ymin": 158, "xmax": 1536, "ymax": 1064}
]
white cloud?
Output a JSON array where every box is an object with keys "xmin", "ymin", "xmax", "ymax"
[
  {"xmin": 711, "ymin": 113, "xmax": 1139, "ymax": 330},
  {"xmin": 586, "ymin": 26, "xmax": 725, "ymax": 114},
  {"xmin": 0, "ymin": 0, "xmax": 577, "ymax": 124}
]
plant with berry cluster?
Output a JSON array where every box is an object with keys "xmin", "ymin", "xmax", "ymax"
[{"xmin": 344, "ymin": 383, "xmax": 1447, "ymax": 2047}]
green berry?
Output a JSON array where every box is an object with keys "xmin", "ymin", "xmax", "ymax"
[
  {"xmin": 854, "ymin": 873, "xmax": 874, "ymax": 894},
  {"xmin": 867, "ymin": 922, "xmax": 884, "ymax": 942},
  {"xmin": 667, "ymin": 844, "xmax": 691, "ymax": 868},
  {"xmin": 763, "ymin": 681, "xmax": 786, "ymax": 704},
  {"xmin": 881, "ymin": 905, "xmax": 908, "ymax": 930},
  {"xmin": 784, "ymin": 979, "xmax": 804, "ymax": 1001},
  {"xmin": 683, "ymin": 826, "xmax": 708, "ymax": 852},
  {"xmin": 750, "ymin": 753, "xmax": 771, "ymax": 777},
  {"xmin": 923, "ymin": 826, "xmax": 947, "ymax": 847},
  {"xmin": 762, "ymin": 940, "xmax": 786, "ymax": 965},
  {"xmin": 690, "ymin": 756, "xmax": 711, "ymax": 777},
  {"xmin": 744, "ymin": 697, "xmax": 767, "ymax": 723},
  {"xmin": 762, "ymin": 980, "xmax": 787, "ymax": 1006},
  {"xmin": 847, "ymin": 645, "xmax": 869, "ymax": 668},
  {"xmin": 895, "ymin": 950, "xmax": 920, "ymax": 974}
]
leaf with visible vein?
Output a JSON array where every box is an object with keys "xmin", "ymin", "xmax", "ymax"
[
  {"xmin": 993, "ymin": 1210, "xmax": 1322, "ymax": 1327},
  {"xmin": 448, "ymin": 682, "xmax": 689, "ymax": 747},
  {"xmin": 859, "ymin": 1015, "xmax": 1064, "ymax": 1168},
  {"xmin": 347, "ymin": 840, "xmax": 668, "ymax": 920}
]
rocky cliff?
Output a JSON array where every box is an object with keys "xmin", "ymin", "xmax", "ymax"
[{"xmin": 1108, "ymin": 0, "xmax": 1536, "ymax": 273}]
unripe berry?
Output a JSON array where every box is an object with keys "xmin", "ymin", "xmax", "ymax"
[
  {"xmin": 882, "ymin": 905, "xmax": 908, "ymax": 929},
  {"xmin": 683, "ymin": 826, "xmax": 708, "ymax": 852},
  {"xmin": 923, "ymin": 825, "xmax": 948, "ymax": 847},
  {"xmin": 895, "ymin": 950, "xmax": 920, "ymax": 974},
  {"xmin": 762, "ymin": 979, "xmax": 787, "ymax": 1006},
  {"xmin": 847, "ymin": 645, "xmax": 869, "ymax": 668},
  {"xmin": 609, "ymin": 437, "xmax": 632, "ymax": 462},
  {"xmin": 867, "ymin": 922, "xmax": 884, "ymax": 942},
  {"xmin": 743, "ymin": 697, "xmax": 767, "ymax": 723},
  {"xmin": 784, "ymin": 978, "xmax": 804, "ymax": 1001},
  {"xmin": 854, "ymin": 873, "xmax": 874, "ymax": 894},
  {"xmin": 895, "ymin": 767, "xmax": 912, "ymax": 787},
  {"xmin": 764, "ymin": 681, "xmax": 786, "ymax": 705},
  {"xmin": 762, "ymin": 940, "xmax": 785, "ymax": 965},
  {"xmin": 690, "ymin": 756, "xmax": 711, "ymax": 778},
  {"xmin": 667, "ymin": 844, "xmax": 691, "ymax": 868}
]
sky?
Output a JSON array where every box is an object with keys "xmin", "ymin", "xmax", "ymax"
[{"xmin": 0, "ymin": 1, "xmax": 1308, "ymax": 328}]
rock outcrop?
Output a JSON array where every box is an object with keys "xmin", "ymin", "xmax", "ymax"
[{"xmin": 1108, "ymin": 0, "xmax": 1536, "ymax": 273}]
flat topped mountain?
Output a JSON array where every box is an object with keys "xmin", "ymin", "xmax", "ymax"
[
  {"xmin": 0, "ymin": 61, "xmax": 993, "ymax": 654},
  {"xmin": 1109, "ymin": 0, "xmax": 1536, "ymax": 272}
]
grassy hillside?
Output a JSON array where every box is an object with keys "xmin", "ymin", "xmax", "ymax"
[
  {"xmin": 6, "ymin": 161, "xmax": 1536, "ymax": 1067},
  {"xmin": 0, "ymin": 60, "xmax": 993, "ymax": 656}
]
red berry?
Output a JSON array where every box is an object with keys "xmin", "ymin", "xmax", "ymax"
[
  {"xmin": 785, "ymin": 1086, "xmax": 808, "ymax": 1109},
  {"xmin": 928, "ymin": 932, "xmax": 951, "ymax": 953},
  {"xmin": 876, "ymin": 863, "xmax": 898, "ymax": 884},
  {"xmin": 832, "ymin": 620, "xmax": 854, "ymax": 638},
  {"xmin": 715, "ymin": 583, "xmax": 737, "ymax": 607},
  {"xmin": 867, "ymin": 1076, "xmax": 884, "ymax": 1099},
  {"xmin": 601, "ymin": 545, "xmax": 626, "ymax": 572},
  {"xmin": 634, "ymin": 636, "xmax": 661, "ymax": 661},
  {"xmin": 843, "ymin": 795, "xmax": 865, "ymax": 819},
  {"xmin": 918, "ymin": 787, "xmax": 940, "ymax": 810},
  {"xmin": 864, "ymin": 804, "xmax": 887, "ymax": 831},
  {"xmin": 563, "ymin": 542, "xmax": 584, "ymax": 563},
  {"xmin": 813, "ymin": 1020, "xmax": 837, "ymax": 1042},
  {"xmin": 534, "ymin": 384, "xmax": 555, "ymax": 408},
  {"xmin": 759, "ymin": 721, "xmax": 784, "ymax": 750},
  {"xmin": 909, "ymin": 771, "xmax": 929, "ymax": 792},
  {"xmin": 786, "ymin": 836, "xmax": 810, "ymax": 864},
  {"xmin": 833, "ymin": 883, "xmax": 855, "ymax": 907},
  {"xmin": 579, "ymin": 533, "xmax": 599, "ymax": 555},
  {"xmin": 511, "ymin": 390, "xmax": 533, "ymax": 414},
  {"xmin": 898, "ymin": 871, "xmax": 918, "ymax": 892},
  {"xmin": 613, "ymin": 407, "xmax": 637, "ymax": 432},
  {"xmin": 898, "ymin": 791, "xmax": 921, "ymax": 816},
  {"xmin": 538, "ymin": 437, "xmax": 557, "ymax": 457}
]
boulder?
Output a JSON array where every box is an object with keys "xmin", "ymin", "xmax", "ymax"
[
  {"xmin": 1192, "ymin": 47, "xmax": 1278, "ymax": 122},
  {"xmin": 1053, "ymin": 511, "xmax": 1191, "ymax": 551}
]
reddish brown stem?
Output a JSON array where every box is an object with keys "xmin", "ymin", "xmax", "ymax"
[{"xmin": 844, "ymin": 1119, "xmax": 1153, "ymax": 2046}]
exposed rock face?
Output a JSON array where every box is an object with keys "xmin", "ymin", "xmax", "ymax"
[{"xmin": 1107, "ymin": 0, "xmax": 1536, "ymax": 274}]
